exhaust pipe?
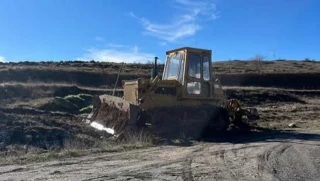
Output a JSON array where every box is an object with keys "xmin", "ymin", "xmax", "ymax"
[{"xmin": 151, "ymin": 56, "xmax": 158, "ymax": 79}]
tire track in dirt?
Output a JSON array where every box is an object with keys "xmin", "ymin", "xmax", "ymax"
[
  {"xmin": 257, "ymin": 143, "xmax": 291, "ymax": 180},
  {"xmin": 200, "ymin": 145, "xmax": 222, "ymax": 181},
  {"xmin": 193, "ymin": 142, "xmax": 262, "ymax": 180},
  {"xmin": 219, "ymin": 146, "xmax": 241, "ymax": 180},
  {"xmin": 257, "ymin": 142, "xmax": 320, "ymax": 181},
  {"xmin": 197, "ymin": 133, "xmax": 272, "ymax": 181},
  {"xmin": 81, "ymin": 146, "xmax": 203, "ymax": 181},
  {"xmin": 210, "ymin": 144, "xmax": 238, "ymax": 180},
  {"xmin": 182, "ymin": 157, "xmax": 194, "ymax": 181},
  {"xmin": 0, "ymin": 167, "xmax": 26, "ymax": 175},
  {"xmin": 181, "ymin": 144, "xmax": 208, "ymax": 181},
  {"xmin": 213, "ymin": 143, "xmax": 252, "ymax": 180}
]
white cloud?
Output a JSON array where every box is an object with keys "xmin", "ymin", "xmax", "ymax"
[
  {"xmin": 0, "ymin": 56, "xmax": 5, "ymax": 62},
  {"xmin": 78, "ymin": 45, "xmax": 155, "ymax": 63},
  {"xmin": 129, "ymin": 0, "xmax": 218, "ymax": 43}
]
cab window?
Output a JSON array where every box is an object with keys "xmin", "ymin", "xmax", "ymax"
[
  {"xmin": 163, "ymin": 52, "xmax": 185, "ymax": 83},
  {"xmin": 188, "ymin": 54, "xmax": 201, "ymax": 79},
  {"xmin": 203, "ymin": 56, "xmax": 210, "ymax": 81}
]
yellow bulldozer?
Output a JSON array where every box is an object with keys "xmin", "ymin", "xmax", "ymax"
[{"xmin": 90, "ymin": 47, "xmax": 259, "ymax": 139}]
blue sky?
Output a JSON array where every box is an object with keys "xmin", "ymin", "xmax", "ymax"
[{"xmin": 0, "ymin": 0, "xmax": 319, "ymax": 63}]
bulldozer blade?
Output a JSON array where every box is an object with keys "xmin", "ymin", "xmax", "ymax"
[
  {"xmin": 89, "ymin": 95, "xmax": 230, "ymax": 140},
  {"xmin": 91, "ymin": 95, "xmax": 140, "ymax": 135}
]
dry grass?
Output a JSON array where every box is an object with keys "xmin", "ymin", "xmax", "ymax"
[{"xmin": 0, "ymin": 130, "xmax": 155, "ymax": 165}]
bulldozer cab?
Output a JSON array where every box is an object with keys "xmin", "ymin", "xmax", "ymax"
[
  {"xmin": 122, "ymin": 46, "xmax": 225, "ymax": 109},
  {"xmin": 162, "ymin": 47, "xmax": 218, "ymax": 99}
]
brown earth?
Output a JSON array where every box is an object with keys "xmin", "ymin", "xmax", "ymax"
[{"xmin": 0, "ymin": 60, "xmax": 319, "ymax": 180}]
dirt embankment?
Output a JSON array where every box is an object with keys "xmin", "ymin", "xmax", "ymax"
[
  {"xmin": 0, "ymin": 83, "xmax": 122, "ymax": 102},
  {"xmin": 2, "ymin": 70, "xmax": 320, "ymax": 90},
  {"xmin": 0, "ymin": 69, "xmax": 149, "ymax": 88},
  {"xmin": 213, "ymin": 59, "xmax": 320, "ymax": 74},
  {"xmin": 218, "ymin": 73, "xmax": 320, "ymax": 89},
  {"xmin": 1, "ymin": 61, "xmax": 320, "ymax": 89}
]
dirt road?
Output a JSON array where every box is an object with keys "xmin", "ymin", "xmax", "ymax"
[{"xmin": 1, "ymin": 129, "xmax": 320, "ymax": 181}]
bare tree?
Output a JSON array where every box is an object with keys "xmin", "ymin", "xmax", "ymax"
[{"xmin": 252, "ymin": 54, "xmax": 265, "ymax": 74}]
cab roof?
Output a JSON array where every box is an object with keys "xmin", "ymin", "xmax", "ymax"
[{"xmin": 166, "ymin": 47, "xmax": 212, "ymax": 55}]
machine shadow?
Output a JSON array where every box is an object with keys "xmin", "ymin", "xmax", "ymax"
[{"xmin": 161, "ymin": 127, "xmax": 320, "ymax": 147}]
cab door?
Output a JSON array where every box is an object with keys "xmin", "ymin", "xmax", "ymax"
[{"xmin": 184, "ymin": 52, "xmax": 212, "ymax": 98}]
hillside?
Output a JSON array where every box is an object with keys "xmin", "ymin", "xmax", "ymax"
[{"xmin": 1, "ymin": 60, "xmax": 320, "ymax": 89}]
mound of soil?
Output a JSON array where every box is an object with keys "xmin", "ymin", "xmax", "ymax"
[{"xmin": 0, "ymin": 110, "xmax": 106, "ymax": 153}]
